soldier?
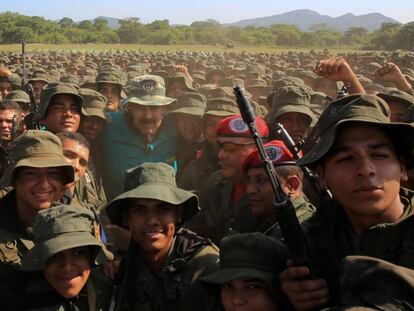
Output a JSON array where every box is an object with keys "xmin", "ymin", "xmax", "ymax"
[
  {"xmin": 179, "ymin": 97, "xmax": 239, "ymax": 193},
  {"xmin": 169, "ymin": 92, "xmax": 206, "ymax": 180},
  {"xmin": 35, "ymin": 83, "xmax": 87, "ymax": 133},
  {"xmin": 193, "ymin": 233, "xmax": 290, "ymax": 311},
  {"xmin": 165, "ymin": 72, "xmax": 197, "ymax": 99},
  {"xmin": 101, "ymin": 75, "xmax": 178, "ymax": 200},
  {"xmin": 5, "ymin": 90, "xmax": 31, "ymax": 118},
  {"xmin": 377, "ymin": 89, "xmax": 414, "ymax": 122},
  {"xmin": 28, "ymin": 69, "xmax": 50, "ymax": 104},
  {"xmin": 279, "ymin": 94, "xmax": 414, "ymax": 310},
  {"xmin": 187, "ymin": 114, "xmax": 269, "ymax": 244},
  {"xmin": 0, "ymin": 67, "xmax": 21, "ymax": 99},
  {"xmin": 96, "ymin": 69, "xmax": 125, "ymax": 112},
  {"xmin": 105, "ymin": 162, "xmax": 219, "ymax": 310},
  {"xmin": 15, "ymin": 205, "xmax": 113, "ymax": 310},
  {"xmin": 0, "ymin": 130, "xmax": 75, "ymax": 296},
  {"xmin": 266, "ymin": 86, "xmax": 316, "ymax": 145},
  {"xmin": 243, "ymin": 140, "xmax": 315, "ymax": 236},
  {"xmin": 0, "ymin": 99, "xmax": 23, "ymax": 148}
]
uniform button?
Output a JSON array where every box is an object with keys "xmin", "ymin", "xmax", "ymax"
[{"xmin": 33, "ymin": 258, "xmax": 39, "ymax": 265}]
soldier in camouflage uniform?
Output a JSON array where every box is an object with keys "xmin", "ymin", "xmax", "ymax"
[
  {"xmin": 280, "ymin": 94, "xmax": 414, "ymax": 310},
  {"xmin": 0, "ymin": 130, "xmax": 75, "ymax": 297},
  {"xmin": 14, "ymin": 204, "xmax": 113, "ymax": 310},
  {"xmin": 242, "ymin": 140, "xmax": 315, "ymax": 237},
  {"xmin": 105, "ymin": 162, "xmax": 219, "ymax": 311},
  {"xmin": 187, "ymin": 115, "xmax": 269, "ymax": 244}
]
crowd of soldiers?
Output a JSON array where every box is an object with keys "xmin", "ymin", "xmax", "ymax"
[{"xmin": 0, "ymin": 47, "xmax": 414, "ymax": 310}]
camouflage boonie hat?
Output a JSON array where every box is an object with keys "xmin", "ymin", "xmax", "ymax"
[
  {"xmin": 106, "ymin": 162, "xmax": 199, "ymax": 227},
  {"xmin": 125, "ymin": 75, "xmax": 176, "ymax": 107},
  {"xmin": 205, "ymin": 97, "xmax": 239, "ymax": 116},
  {"xmin": 298, "ymin": 94, "xmax": 414, "ymax": 166},
  {"xmin": 201, "ymin": 232, "xmax": 288, "ymax": 292},
  {"xmin": 170, "ymin": 92, "xmax": 206, "ymax": 117},
  {"xmin": 0, "ymin": 72, "xmax": 22, "ymax": 90},
  {"xmin": 165, "ymin": 73, "xmax": 197, "ymax": 93},
  {"xmin": 28, "ymin": 69, "xmax": 50, "ymax": 84},
  {"xmin": 377, "ymin": 89, "xmax": 414, "ymax": 109},
  {"xmin": 5, "ymin": 90, "xmax": 30, "ymax": 104},
  {"xmin": 266, "ymin": 86, "xmax": 316, "ymax": 125},
  {"xmin": 35, "ymin": 82, "xmax": 87, "ymax": 121},
  {"xmin": 336, "ymin": 256, "xmax": 414, "ymax": 310},
  {"xmin": 21, "ymin": 204, "xmax": 113, "ymax": 271},
  {"xmin": 95, "ymin": 69, "xmax": 125, "ymax": 87},
  {"xmin": 0, "ymin": 130, "xmax": 75, "ymax": 186},
  {"xmin": 79, "ymin": 88, "xmax": 110, "ymax": 122}
]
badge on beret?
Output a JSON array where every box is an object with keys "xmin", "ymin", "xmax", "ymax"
[
  {"xmin": 265, "ymin": 146, "xmax": 283, "ymax": 162},
  {"xmin": 229, "ymin": 118, "xmax": 248, "ymax": 133}
]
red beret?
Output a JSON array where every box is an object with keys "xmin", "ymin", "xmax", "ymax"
[
  {"xmin": 216, "ymin": 114, "xmax": 269, "ymax": 138},
  {"xmin": 242, "ymin": 140, "xmax": 299, "ymax": 175}
]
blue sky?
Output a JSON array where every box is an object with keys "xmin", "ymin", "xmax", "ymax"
[{"xmin": 1, "ymin": 0, "xmax": 412, "ymax": 24}]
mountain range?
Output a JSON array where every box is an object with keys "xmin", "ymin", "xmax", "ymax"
[{"xmin": 94, "ymin": 9, "xmax": 401, "ymax": 32}]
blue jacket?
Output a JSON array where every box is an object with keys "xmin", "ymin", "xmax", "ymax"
[{"xmin": 101, "ymin": 112, "xmax": 178, "ymax": 200}]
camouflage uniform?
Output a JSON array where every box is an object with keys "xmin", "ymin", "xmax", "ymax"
[
  {"xmin": 105, "ymin": 162, "xmax": 219, "ymax": 311},
  {"xmin": 0, "ymin": 131, "xmax": 75, "ymax": 299},
  {"xmin": 15, "ymin": 205, "xmax": 113, "ymax": 310}
]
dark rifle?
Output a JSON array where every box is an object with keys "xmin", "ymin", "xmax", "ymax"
[
  {"xmin": 21, "ymin": 41, "xmax": 38, "ymax": 124},
  {"xmin": 233, "ymin": 85, "xmax": 312, "ymax": 268},
  {"xmin": 275, "ymin": 123, "xmax": 332, "ymax": 208}
]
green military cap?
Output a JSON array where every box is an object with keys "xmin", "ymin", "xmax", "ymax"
[
  {"xmin": 336, "ymin": 256, "xmax": 414, "ymax": 310},
  {"xmin": 0, "ymin": 130, "xmax": 75, "ymax": 186},
  {"xmin": 298, "ymin": 94, "xmax": 414, "ymax": 167},
  {"xmin": 377, "ymin": 89, "xmax": 414, "ymax": 109},
  {"xmin": 272, "ymin": 77, "xmax": 305, "ymax": 90},
  {"xmin": 78, "ymin": 88, "xmax": 110, "ymax": 122},
  {"xmin": 201, "ymin": 232, "xmax": 288, "ymax": 292},
  {"xmin": 28, "ymin": 69, "xmax": 50, "ymax": 84},
  {"xmin": 205, "ymin": 97, "xmax": 239, "ymax": 116},
  {"xmin": 125, "ymin": 75, "xmax": 176, "ymax": 107},
  {"xmin": 21, "ymin": 204, "xmax": 113, "ymax": 271},
  {"xmin": 267, "ymin": 86, "xmax": 316, "ymax": 124},
  {"xmin": 96, "ymin": 69, "xmax": 126, "ymax": 87},
  {"xmin": 5, "ymin": 90, "xmax": 30, "ymax": 104},
  {"xmin": 165, "ymin": 72, "xmax": 197, "ymax": 92},
  {"xmin": 35, "ymin": 82, "xmax": 86, "ymax": 121},
  {"xmin": 310, "ymin": 91, "xmax": 333, "ymax": 117},
  {"xmin": 170, "ymin": 92, "xmax": 206, "ymax": 117},
  {"xmin": 220, "ymin": 77, "xmax": 245, "ymax": 88},
  {"xmin": 206, "ymin": 68, "xmax": 225, "ymax": 83},
  {"xmin": 60, "ymin": 74, "xmax": 80, "ymax": 85},
  {"xmin": 106, "ymin": 162, "xmax": 199, "ymax": 227}
]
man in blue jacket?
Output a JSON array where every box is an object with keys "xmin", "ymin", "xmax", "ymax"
[{"xmin": 101, "ymin": 75, "xmax": 178, "ymax": 201}]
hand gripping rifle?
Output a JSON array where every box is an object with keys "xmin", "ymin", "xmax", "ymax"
[{"xmin": 233, "ymin": 85, "xmax": 312, "ymax": 268}]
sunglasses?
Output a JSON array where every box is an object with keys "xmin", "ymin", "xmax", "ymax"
[{"xmin": 216, "ymin": 141, "xmax": 256, "ymax": 153}]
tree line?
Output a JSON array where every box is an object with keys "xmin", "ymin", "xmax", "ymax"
[{"xmin": 0, "ymin": 12, "xmax": 413, "ymax": 50}]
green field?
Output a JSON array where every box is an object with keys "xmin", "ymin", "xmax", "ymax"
[{"xmin": 0, "ymin": 43, "xmax": 368, "ymax": 54}]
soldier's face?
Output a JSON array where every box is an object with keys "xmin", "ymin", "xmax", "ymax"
[
  {"xmin": 128, "ymin": 104, "xmax": 163, "ymax": 136},
  {"xmin": 246, "ymin": 168, "xmax": 276, "ymax": 218},
  {"xmin": 61, "ymin": 138, "xmax": 89, "ymax": 178},
  {"xmin": 41, "ymin": 95, "xmax": 81, "ymax": 133},
  {"xmin": 0, "ymin": 109, "xmax": 17, "ymax": 142},
  {"xmin": 274, "ymin": 112, "xmax": 311, "ymax": 144},
  {"xmin": 317, "ymin": 124, "xmax": 407, "ymax": 230},
  {"xmin": 176, "ymin": 114, "xmax": 202, "ymax": 142},
  {"xmin": 15, "ymin": 167, "xmax": 66, "ymax": 211},
  {"xmin": 31, "ymin": 81, "xmax": 48, "ymax": 101},
  {"xmin": 79, "ymin": 116, "xmax": 106, "ymax": 141},
  {"xmin": 98, "ymin": 83, "xmax": 121, "ymax": 112},
  {"xmin": 217, "ymin": 137, "xmax": 256, "ymax": 180},
  {"xmin": 220, "ymin": 277, "xmax": 278, "ymax": 311},
  {"xmin": 203, "ymin": 115, "xmax": 226, "ymax": 148},
  {"xmin": 0, "ymin": 82, "xmax": 12, "ymax": 98},
  {"xmin": 43, "ymin": 247, "xmax": 91, "ymax": 299},
  {"xmin": 166, "ymin": 81, "xmax": 185, "ymax": 98},
  {"xmin": 387, "ymin": 100, "xmax": 410, "ymax": 123},
  {"xmin": 127, "ymin": 198, "xmax": 182, "ymax": 257}
]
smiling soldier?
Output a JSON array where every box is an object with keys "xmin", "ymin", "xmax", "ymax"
[
  {"xmin": 279, "ymin": 94, "xmax": 414, "ymax": 310},
  {"xmin": 105, "ymin": 162, "xmax": 218, "ymax": 311}
]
